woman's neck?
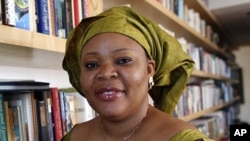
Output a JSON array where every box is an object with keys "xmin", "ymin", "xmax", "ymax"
[{"xmin": 100, "ymin": 105, "xmax": 150, "ymax": 140}]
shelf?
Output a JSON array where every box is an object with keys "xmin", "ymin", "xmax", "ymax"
[
  {"xmin": 184, "ymin": 0, "xmax": 235, "ymax": 58},
  {"xmin": 184, "ymin": 0, "xmax": 223, "ymax": 33},
  {"xmin": 179, "ymin": 96, "xmax": 241, "ymax": 121},
  {"xmin": 0, "ymin": 25, "xmax": 66, "ymax": 52},
  {"xmin": 192, "ymin": 70, "xmax": 239, "ymax": 84},
  {"xmin": 0, "ymin": 25, "xmax": 66, "ymax": 70}
]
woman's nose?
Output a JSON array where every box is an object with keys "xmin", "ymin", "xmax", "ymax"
[{"xmin": 97, "ymin": 63, "xmax": 118, "ymax": 80}]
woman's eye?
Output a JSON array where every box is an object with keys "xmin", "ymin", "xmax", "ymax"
[
  {"xmin": 85, "ymin": 62, "xmax": 98, "ymax": 69},
  {"xmin": 117, "ymin": 58, "xmax": 132, "ymax": 64}
]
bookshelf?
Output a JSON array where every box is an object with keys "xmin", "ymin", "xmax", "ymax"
[
  {"xmin": 0, "ymin": 25, "xmax": 65, "ymax": 69},
  {"xmin": 179, "ymin": 96, "xmax": 240, "ymax": 122},
  {"xmin": 0, "ymin": 0, "xmax": 242, "ymax": 140}
]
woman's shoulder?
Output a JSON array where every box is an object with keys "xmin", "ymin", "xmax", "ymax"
[
  {"xmin": 145, "ymin": 107, "xmax": 199, "ymax": 140},
  {"xmin": 150, "ymin": 107, "xmax": 195, "ymax": 130},
  {"xmin": 60, "ymin": 118, "xmax": 98, "ymax": 141},
  {"xmin": 151, "ymin": 107, "xmax": 212, "ymax": 140},
  {"xmin": 169, "ymin": 129, "xmax": 214, "ymax": 141}
]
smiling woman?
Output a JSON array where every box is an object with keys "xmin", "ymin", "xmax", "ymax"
[{"xmin": 61, "ymin": 6, "xmax": 213, "ymax": 141}]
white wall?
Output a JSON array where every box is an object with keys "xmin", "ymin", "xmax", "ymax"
[
  {"xmin": 0, "ymin": 66, "xmax": 72, "ymax": 88},
  {"xmin": 207, "ymin": 0, "xmax": 250, "ymax": 9},
  {"xmin": 234, "ymin": 46, "xmax": 250, "ymax": 124}
]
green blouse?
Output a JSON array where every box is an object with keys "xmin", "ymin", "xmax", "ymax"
[{"xmin": 60, "ymin": 128, "xmax": 214, "ymax": 141}]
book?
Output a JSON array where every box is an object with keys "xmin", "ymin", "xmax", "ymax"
[
  {"xmin": 0, "ymin": 93, "xmax": 8, "ymax": 141},
  {"xmin": 1, "ymin": 0, "xmax": 16, "ymax": 26},
  {"xmin": 64, "ymin": 0, "xmax": 73, "ymax": 37},
  {"xmin": 65, "ymin": 95, "xmax": 76, "ymax": 126},
  {"xmin": 50, "ymin": 87, "xmax": 63, "ymax": 141},
  {"xmin": 43, "ymin": 90, "xmax": 54, "ymax": 141},
  {"xmin": 61, "ymin": 88, "xmax": 95, "ymax": 123},
  {"xmin": 14, "ymin": 0, "xmax": 30, "ymax": 30},
  {"xmin": 54, "ymin": 0, "xmax": 66, "ymax": 38},
  {"xmin": 0, "ymin": 0, "xmax": 2, "ymax": 23},
  {"xmin": 29, "ymin": 0, "xmax": 37, "ymax": 32},
  {"xmin": 9, "ymin": 102, "xmax": 24, "ymax": 141},
  {"xmin": 9, "ymin": 100, "xmax": 27, "ymax": 141},
  {"xmin": 47, "ymin": 0, "xmax": 56, "ymax": 36},
  {"xmin": 31, "ymin": 96, "xmax": 39, "ymax": 141},
  {"xmin": 36, "ymin": 0, "xmax": 50, "ymax": 34},
  {"xmin": 4, "ymin": 91, "xmax": 36, "ymax": 141},
  {"xmin": 36, "ymin": 100, "xmax": 49, "ymax": 141},
  {"xmin": 59, "ymin": 91, "xmax": 74, "ymax": 134},
  {"xmin": 72, "ymin": 0, "xmax": 80, "ymax": 27},
  {"xmin": 63, "ymin": 92, "xmax": 74, "ymax": 132},
  {"xmin": 3, "ymin": 101, "xmax": 12, "ymax": 141},
  {"xmin": 0, "ymin": 81, "xmax": 50, "ymax": 91}
]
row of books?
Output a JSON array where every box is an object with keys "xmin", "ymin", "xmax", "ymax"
[
  {"xmin": 159, "ymin": 24, "xmax": 232, "ymax": 78},
  {"xmin": 156, "ymin": 0, "xmax": 221, "ymax": 46},
  {"xmin": 0, "ymin": 80, "xmax": 96, "ymax": 141},
  {"xmin": 174, "ymin": 79, "xmax": 235, "ymax": 118},
  {"xmin": 185, "ymin": 41, "xmax": 232, "ymax": 78},
  {"xmin": 0, "ymin": 0, "xmax": 102, "ymax": 38},
  {"xmin": 189, "ymin": 108, "xmax": 239, "ymax": 140},
  {"xmin": 190, "ymin": 111, "xmax": 226, "ymax": 139}
]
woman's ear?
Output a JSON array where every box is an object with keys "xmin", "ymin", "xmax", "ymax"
[{"xmin": 147, "ymin": 59, "xmax": 155, "ymax": 77}]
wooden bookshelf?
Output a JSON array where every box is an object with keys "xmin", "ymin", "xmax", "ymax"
[
  {"xmin": 184, "ymin": 0, "xmax": 234, "ymax": 51},
  {"xmin": 192, "ymin": 70, "xmax": 239, "ymax": 84},
  {"xmin": 179, "ymin": 96, "xmax": 241, "ymax": 121},
  {"xmin": 0, "ymin": 25, "xmax": 66, "ymax": 70},
  {"xmin": 0, "ymin": 25, "xmax": 66, "ymax": 52}
]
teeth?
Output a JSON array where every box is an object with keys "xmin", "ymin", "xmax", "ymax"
[{"xmin": 103, "ymin": 91, "xmax": 115, "ymax": 95}]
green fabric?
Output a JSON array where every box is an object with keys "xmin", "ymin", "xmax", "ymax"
[
  {"xmin": 62, "ymin": 6, "xmax": 194, "ymax": 114},
  {"xmin": 169, "ymin": 129, "xmax": 214, "ymax": 141}
]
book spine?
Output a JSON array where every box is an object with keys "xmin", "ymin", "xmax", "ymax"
[
  {"xmin": 0, "ymin": 94, "xmax": 8, "ymax": 141},
  {"xmin": 0, "ymin": 0, "xmax": 3, "ymax": 23},
  {"xmin": 73, "ymin": 0, "xmax": 79, "ymax": 26},
  {"xmin": 59, "ymin": 91, "xmax": 67, "ymax": 134},
  {"xmin": 64, "ymin": 0, "xmax": 73, "ymax": 39},
  {"xmin": 4, "ymin": 101, "xmax": 12, "ymax": 141},
  {"xmin": 9, "ymin": 100, "xmax": 27, "ymax": 141},
  {"xmin": 2, "ymin": 0, "xmax": 16, "ymax": 26},
  {"xmin": 14, "ymin": 0, "xmax": 30, "ymax": 30},
  {"xmin": 7, "ymin": 105, "xmax": 15, "ymax": 141},
  {"xmin": 10, "ymin": 105, "xmax": 22, "ymax": 141},
  {"xmin": 54, "ymin": 0, "xmax": 66, "ymax": 38},
  {"xmin": 36, "ymin": 100, "xmax": 49, "ymax": 141},
  {"xmin": 66, "ymin": 95, "xmax": 76, "ymax": 126},
  {"xmin": 29, "ymin": 0, "xmax": 37, "ymax": 32},
  {"xmin": 51, "ymin": 87, "xmax": 63, "ymax": 141},
  {"xmin": 36, "ymin": 0, "xmax": 50, "ymax": 34},
  {"xmin": 83, "ymin": 0, "xmax": 89, "ymax": 17},
  {"xmin": 43, "ymin": 91, "xmax": 54, "ymax": 141},
  {"xmin": 47, "ymin": 0, "xmax": 56, "ymax": 36},
  {"xmin": 31, "ymin": 97, "xmax": 39, "ymax": 141}
]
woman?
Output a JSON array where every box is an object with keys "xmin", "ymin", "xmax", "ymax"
[{"xmin": 62, "ymin": 6, "xmax": 212, "ymax": 141}]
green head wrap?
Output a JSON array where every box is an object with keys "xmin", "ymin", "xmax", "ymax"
[{"xmin": 62, "ymin": 6, "xmax": 194, "ymax": 114}]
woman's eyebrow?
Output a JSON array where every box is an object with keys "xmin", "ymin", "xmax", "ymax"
[
  {"xmin": 82, "ymin": 52, "xmax": 99, "ymax": 56},
  {"xmin": 82, "ymin": 48, "xmax": 134, "ymax": 56},
  {"xmin": 113, "ymin": 48, "xmax": 134, "ymax": 53}
]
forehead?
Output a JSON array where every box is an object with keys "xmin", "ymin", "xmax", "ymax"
[{"xmin": 82, "ymin": 32, "xmax": 146, "ymax": 54}]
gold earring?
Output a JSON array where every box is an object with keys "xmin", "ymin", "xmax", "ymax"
[{"xmin": 149, "ymin": 76, "xmax": 154, "ymax": 89}]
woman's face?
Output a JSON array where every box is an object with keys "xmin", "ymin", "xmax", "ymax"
[{"xmin": 80, "ymin": 33, "xmax": 155, "ymax": 119}]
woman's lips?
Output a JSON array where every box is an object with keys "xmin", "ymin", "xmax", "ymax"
[{"xmin": 96, "ymin": 87, "xmax": 125, "ymax": 101}]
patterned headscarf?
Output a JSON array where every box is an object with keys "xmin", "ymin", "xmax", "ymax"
[{"xmin": 62, "ymin": 6, "xmax": 194, "ymax": 114}]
